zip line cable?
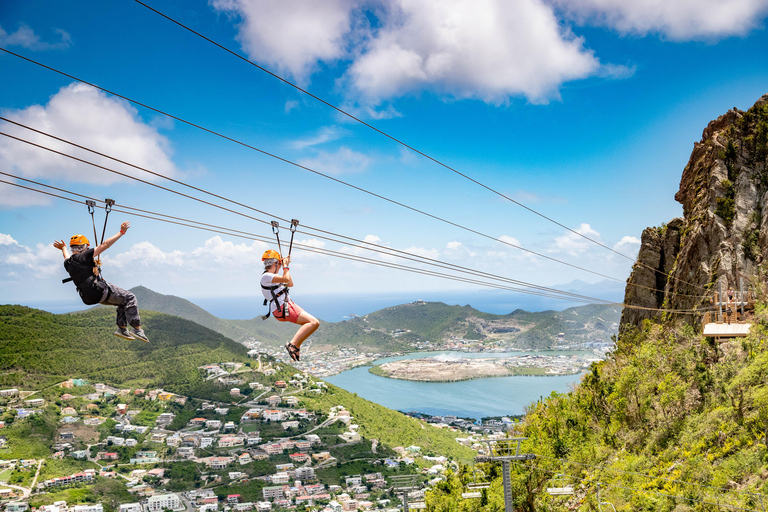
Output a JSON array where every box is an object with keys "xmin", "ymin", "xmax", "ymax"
[
  {"xmin": 509, "ymin": 460, "xmax": 762, "ymax": 511},
  {"xmin": 0, "ymin": 177, "xmax": 627, "ymax": 302},
  {"xmin": 0, "ymin": 49, "xmax": 708, "ymax": 295},
  {"xmin": 132, "ymin": 0, "xmax": 708, "ymax": 294},
  {"xmin": 0, "ymin": 53, "xmax": 634, "ymax": 286},
  {"xmin": 0, "ymin": 107, "xmax": 707, "ymax": 301},
  {"xmin": 0, "ymin": 116, "xmax": 710, "ymax": 301},
  {"xmin": 0, "ymin": 127, "xmax": 708, "ymax": 306},
  {"xmin": 0, "ymin": 129, "xmax": 626, "ymax": 304},
  {"xmin": 0, "ymin": 176, "xmax": 705, "ymax": 314},
  {"xmin": 0, "ymin": 165, "xmax": 613, "ymax": 306}
]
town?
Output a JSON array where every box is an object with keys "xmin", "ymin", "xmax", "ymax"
[{"xmin": 0, "ymin": 360, "xmax": 517, "ymax": 512}]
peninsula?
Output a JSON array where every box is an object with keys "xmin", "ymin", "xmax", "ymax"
[{"xmin": 369, "ymin": 354, "xmax": 591, "ymax": 382}]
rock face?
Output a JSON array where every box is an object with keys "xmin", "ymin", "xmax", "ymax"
[{"xmin": 621, "ymin": 94, "xmax": 768, "ymax": 329}]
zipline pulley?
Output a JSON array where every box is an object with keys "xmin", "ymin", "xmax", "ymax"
[
  {"xmin": 100, "ymin": 198, "xmax": 115, "ymax": 247},
  {"xmin": 288, "ymin": 219, "xmax": 299, "ymax": 257},
  {"xmin": 271, "ymin": 220, "xmax": 283, "ymax": 257},
  {"xmin": 85, "ymin": 198, "xmax": 116, "ymax": 277}
]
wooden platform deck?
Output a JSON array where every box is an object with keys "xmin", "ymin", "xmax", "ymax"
[{"xmin": 703, "ymin": 322, "xmax": 752, "ymax": 338}]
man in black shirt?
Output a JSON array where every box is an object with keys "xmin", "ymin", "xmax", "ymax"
[{"xmin": 53, "ymin": 221, "xmax": 148, "ymax": 342}]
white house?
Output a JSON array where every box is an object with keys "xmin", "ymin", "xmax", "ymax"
[{"xmin": 145, "ymin": 494, "xmax": 183, "ymax": 512}]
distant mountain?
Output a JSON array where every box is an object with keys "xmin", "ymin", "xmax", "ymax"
[
  {"xmin": 354, "ymin": 301, "xmax": 621, "ymax": 349},
  {"xmin": 127, "ymin": 287, "xmax": 619, "ymax": 351}
]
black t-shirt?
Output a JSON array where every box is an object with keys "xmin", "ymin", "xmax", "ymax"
[
  {"xmin": 64, "ymin": 248, "xmax": 97, "ymax": 287},
  {"xmin": 64, "ymin": 248, "xmax": 107, "ymax": 305}
]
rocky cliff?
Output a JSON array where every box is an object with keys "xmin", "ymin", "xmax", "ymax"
[{"xmin": 621, "ymin": 93, "xmax": 768, "ymax": 328}]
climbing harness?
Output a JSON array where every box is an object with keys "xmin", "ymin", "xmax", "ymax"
[
  {"xmin": 260, "ymin": 219, "xmax": 300, "ymax": 321},
  {"xmin": 261, "ymin": 272, "xmax": 289, "ymax": 321},
  {"xmin": 61, "ymin": 199, "xmax": 115, "ymax": 304}
]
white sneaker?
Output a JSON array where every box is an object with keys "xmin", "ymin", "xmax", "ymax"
[
  {"xmin": 131, "ymin": 327, "xmax": 149, "ymax": 343},
  {"xmin": 114, "ymin": 328, "xmax": 135, "ymax": 341}
]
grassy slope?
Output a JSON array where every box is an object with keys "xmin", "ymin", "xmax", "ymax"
[
  {"xmin": 427, "ymin": 304, "xmax": 768, "ymax": 511},
  {"xmin": 300, "ymin": 383, "xmax": 476, "ymax": 463},
  {"xmin": 0, "ymin": 304, "xmax": 253, "ymax": 392}
]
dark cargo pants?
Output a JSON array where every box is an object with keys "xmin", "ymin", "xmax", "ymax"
[{"xmin": 100, "ymin": 283, "xmax": 141, "ymax": 328}]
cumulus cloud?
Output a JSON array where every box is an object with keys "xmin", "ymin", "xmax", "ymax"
[
  {"xmin": 551, "ymin": 0, "xmax": 768, "ymax": 40},
  {"xmin": 210, "ymin": 0, "xmax": 356, "ymax": 81},
  {"xmin": 0, "ymin": 233, "xmax": 62, "ymax": 279},
  {"xmin": 551, "ymin": 223, "xmax": 603, "ymax": 256},
  {"xmin": 446, "ymin": 240, "xmax": 477, "ymax": 258},
  {"xmin": 0, "ymin": 83, "xmax": 179, "ymax": 186},
  {"xmin": 0, "ymin": 23, "xmax": 72, "ymax": 51},
  {"xmin": 347, "ymin": 0, "xmax": 605, "ymax": 104},
  {"xmin": 297, "ymin": 146, "xmax": 372, "ymax": 175},
  {"xmin": 613, "ymin": 235, "xmax": 641, "ymax": 254},
  {"xmin": 210, "ymin": 0, "xmax": 617, "ymax": 105}
]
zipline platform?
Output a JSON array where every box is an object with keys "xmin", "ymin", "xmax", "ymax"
[{"xmin": 702, "ymin": 322, "xmax": 752, "ymax": 339}]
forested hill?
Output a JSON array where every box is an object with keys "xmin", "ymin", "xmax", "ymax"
[
  {"xmin": 124, "ymin": 287, "xmax": 620, "ymax": 350},
  {"xmin": 0, "ymin": 305, "xmax": 252, "ymax": 395}
]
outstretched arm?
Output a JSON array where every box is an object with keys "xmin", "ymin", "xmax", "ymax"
[
  {"xmin": 94, "ymin": 221, "xmax": 130, "ymax": 258},
  {"xmin": 53, "ymin": 240, "xmax": 71, "ymax": 259}
]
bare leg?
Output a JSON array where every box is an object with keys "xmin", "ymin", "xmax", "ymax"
[{"xmin": 290, "ymin": 311, "xmax": 319, "ymax": 349}]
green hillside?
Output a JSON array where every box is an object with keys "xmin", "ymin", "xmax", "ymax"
[
  {"xmin": 0, "ymin": 304, "xmax": 253, "ymax": 395},
  {"xmin": 426, "ymin": 306, "xmax": 768, "ymax": 511},
  {"xmin": 356, "ymin": 301, "xmax": 620, "ymax": 348},
  {"xmin": 301, "ymin": 382, "xmax": 476, "ymax": 463},
  {"xmin": 126, "ymin": 287, "xmax": 619, "ymax": 351}
]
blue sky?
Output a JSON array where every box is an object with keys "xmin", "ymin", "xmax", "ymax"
[{"xmin": 1, "ymin": 0, "xmax": 767, "ymax": 312}]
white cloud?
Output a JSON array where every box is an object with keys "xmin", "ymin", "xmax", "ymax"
[
  {"xmin": 0, "ymin": 233, "xmax": 18, "ymax": 245},
  {"xmin": 210, "ymin": 0, "xmax": 356, "ymax": 82},
  {"xmin": 284, "ymin": 100, "xmax": 300, "ymax": 114},
  {"xmin": 0, "ymin": 83, "xmax": 178, "ymax": 186},
  {"xmin": 211, "ymin": 0, "xmax": 622, "ymax": 106},
  {"xmin": 446, "ymin": 240, "xmax": 477, "ymax": 258},
  {"xmin": 290, "ymin": 126, "xmax": 347, "ymax": 149},
  {"xmin": 551, "ymin": 0, "xmax": 768, "ymax": 40},
  {"xmin": 347, "ymin": 0, "xmax": 605, "ymax": 104},
  {"xmin": 613, "ymin": 235, "xmax": 641, "ymax": 254},
  {"xmin": 551, "ymin": 223, "xmax": 602, "ymax": 256},
  {"xmin": 498, "ymin": 235, "xmax": 522, "ymax": 247},
  {"xmin": 0, "ymin": 234, "xmax": 62, "ymax": 278},
  {"xmin": 297, "ymin": 146, "xmax": 372, "ymax": 175},
  {"xmin": 0, "ymin": 23, "xmax": 72, "ymax": 51}
]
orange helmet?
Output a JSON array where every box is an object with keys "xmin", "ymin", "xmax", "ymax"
[
  {"xmin": 262, "ymin": 249, "xmax": 281, "ymax": 261},
  {"xmin": 70, "ymin": 234, "xmax": 90, "ymax": 246}
]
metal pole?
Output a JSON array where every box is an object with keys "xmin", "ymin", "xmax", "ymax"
[
  {"xmin": 502, "ymin": 460, "xmax": 514, "ymax": 512},
  {"xmin": 403, "ymin": 490, "xmax": 409, "ymax": 512},
  {"xmin": 740, "ymin": 277, "xmax": 745, "ymax": 319},
  {"xmin": 719, "ymin": 281, "xmax": 723, "ymax": 321}
]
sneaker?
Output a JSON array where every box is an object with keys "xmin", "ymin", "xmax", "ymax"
[
  {"xmin": 114, "ymin": 328, "xmax": 135, "ymax": 341},
  {"xmin": 131, "ymin": 327, "xmax": 150, "ymax": 343}
]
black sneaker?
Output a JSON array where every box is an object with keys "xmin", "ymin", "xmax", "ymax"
[
  {"xmin": 114, "ymin": 328, "xmax": 135, "ymax": 341},
  {"xmin": 131, "ymin": 327, "xmax": 150, "ymax": 343}
]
